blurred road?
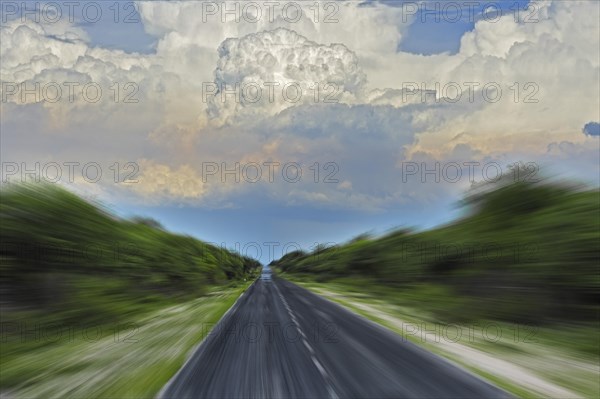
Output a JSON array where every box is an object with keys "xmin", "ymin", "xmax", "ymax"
[{"xmin": 159, "ymin": 275, "xmax": 508, "ymax": 399}]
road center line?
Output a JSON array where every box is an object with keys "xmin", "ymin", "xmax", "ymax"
[{"xmin": 273, "ymin": 281, "xmax": 338, "ymax": 398}]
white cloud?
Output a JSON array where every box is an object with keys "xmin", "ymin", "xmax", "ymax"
[
  {"xmin": 1, "ymin": 0, "xmax": 598, "ymax": 209},
  {"xmin": 206, "ymin": 27, "xmax": 366, "ymax": 125},
  {"xmin": 125, "ymin": 159, "xmax": 206, "ymax": 204}
]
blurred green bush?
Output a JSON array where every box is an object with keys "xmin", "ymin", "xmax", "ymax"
[
  {"xmin": 271, "ymin": 180, "xmax": 600, "ymax": 324},
  {"xmin": 0, "ymin": 183, "xmax": 261, "ymax": 324}
]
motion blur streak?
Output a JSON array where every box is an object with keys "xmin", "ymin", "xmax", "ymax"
[
  {"xmin": 1, "ymin": 179, "xmax": 598, "ymax": 398},
  {"xmin": 159, "ymin": 276, "xmax": 508, "ymax": 399},
  {"xmin": 0, "ymin": 183, "xmax": 261, "ymax": 397}
]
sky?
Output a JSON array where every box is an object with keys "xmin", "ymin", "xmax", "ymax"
[{"xmin": 1, "ymin": 0, "xmax": 599, "ymax": 263}]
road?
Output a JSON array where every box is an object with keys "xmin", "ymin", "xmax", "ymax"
[{"xmin": 159, "ymin": 275, "xmax": 509, "ymax": 398}]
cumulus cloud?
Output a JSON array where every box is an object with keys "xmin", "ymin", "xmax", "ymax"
[
  {"xmin": 125, "ymin": 160, "xmax": 206, "ymax": 204},
  {"xmin": 0, "ymin": 17, "xmax": 157, "ymax": 85},
  {"xmin": 379, "ymin": 0, "xmax": 600, "ymax": 161},
  {"xmin": 1, "ymin": 0, "xmax": 599, "ymax": 210},
  {"xmin": 205, "ymin": 28, "xmax": 366, "ymax": 125}
]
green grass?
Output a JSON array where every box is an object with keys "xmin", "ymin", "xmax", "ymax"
[
  {"xmin": 0, "ymin": 183, "xmax": 261, "ymax": 397},
  {"xmin": 272, "ymin": 181, "xmax": 600, "ymax": 327},
  {"xmin": 0, "ymin": 281, "xmax": 253, "ymax": 398},
  {"xmin": 287, "ymin": 276, "xmax": 600, "ymax": 399}
]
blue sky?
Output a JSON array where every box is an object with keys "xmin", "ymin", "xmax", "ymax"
[
  {"xmin": 78, "ymin": 4, "xmax": 156, "ymax": 53},
  {"xmin": 11, "ymin": 1, "xmax": 533, "ymax": 55},
  {"xmin": 397, "ymin": 0, "xmax": 532, "ymax": 54},
  {"xmin": 2, "ymin": 1, "xmax": 599, "ymax": 264},
  {"xmin": 114, "ymin": 194, "xmax": 465, "ymax": 264}
]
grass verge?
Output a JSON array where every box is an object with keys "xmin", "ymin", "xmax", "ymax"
[
  {"xmin": 0, "ymin": 281, "xmax": 253, "ymax": 398},
  {"xmin": 283, "ymin": 274, "xmax": 599, "ymax": 399}
]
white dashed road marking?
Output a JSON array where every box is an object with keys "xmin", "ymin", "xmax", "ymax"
[{"xmin": 273, "ymin": 281, "xmax": 338, "ymax": 399}]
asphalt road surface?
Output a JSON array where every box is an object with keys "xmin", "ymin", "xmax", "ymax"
[{"xmin": 159, "ymin": 275, "xmax": 509, "ymax": 398}]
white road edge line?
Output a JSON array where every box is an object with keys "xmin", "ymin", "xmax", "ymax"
[{"xmin": 155, "ymin": 279, "xmax": 257, "ymax": 399}]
